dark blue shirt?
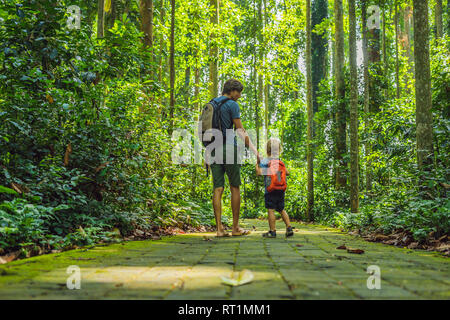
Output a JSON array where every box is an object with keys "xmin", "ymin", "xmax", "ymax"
[{"xmin": 213, "ymin": 96, "xmax": 240, "ymax": 146}]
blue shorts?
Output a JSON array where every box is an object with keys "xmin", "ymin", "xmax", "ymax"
[{"xmin": 264, "ymin": 190, "xmax": 285, "ymax": 213}]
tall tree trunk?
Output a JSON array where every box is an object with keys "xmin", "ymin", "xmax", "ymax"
[
  {"xmin": 158, "ymin": 0, "xmax": 166, "ymax": 86},
  {"xmin": 413, "ymin": 0, "xmax": 434, "ymax": 177},
  {"xmin": 334, "ymin": 0, "xmax": 346, "ymax": 190},
  {"xmin": 106, "ymin": 0, "xmax": 116, "ymax": 31},
  {"xmin": 312, "ymin": 0, "xmax": 328, "ymax": 115},
  {"xmin": 349, "ymin": 0, "xmax": 358, "ymax": 213},
  {"xmin": 368, "ymin": 1, "xmax": 383, "ymax": 186},
  {"xmin": 306, "ymin": 0, "xmax": 314, "ymax": 220},
  {"xmin": 194, "ymin": 67, "xmax": 200, "ymax": 112},
  {"xmin": 330, "ymin": 32, "xmax": 336, "ymax": 185},
  {"xmin": 435, "ymin": 0, "xmax": 443, "ymax": 38},
  {"xmin": 209, "ymin": 0, "xmax": 219, "ymax": 99},
  {"xmin": 395, "ymin": 1, "xmax": 400, "ymax": 99},
  {"xmin": 264, "ymin": 82, "xmax": 269, "ymax": 139},
  {"xmin": 140, "ymin": 0, "xmax": 154, "ymax": 113},
  {"xmin": 263, "ymin": 0, "xmax": 269, "ymax": 141},
  {"xmin": 97, "ymin": 0, "xmax": 105, "ymax": 38},
  {"xmin": 140, "ymin": 0, "xmax": 154, "ymax": 49},
  {"xmin": 168, "ymin": 0, "xmax": 175, "ymax": 135},
  {"xmin": 382, "ymin": 1, "xmax": 388, "ymax": 97},
  {"xmin": 362, "ymin": 0, "xmax": 372, "ymax": 191},
  {"xmin": 258, "ymin": 0, "xmax": 263, "ymax": 148},
  {"xmin": 447, "ymin": 0, "xmax": 450, "ymax": 35},
  {"xmin": 403, "ymin": 4, "xmax": 413, "ymax": 90}
]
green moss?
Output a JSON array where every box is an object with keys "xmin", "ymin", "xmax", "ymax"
[{"xmin": 0, "ymin": 219, "xmax": 448, "ymax": 299}]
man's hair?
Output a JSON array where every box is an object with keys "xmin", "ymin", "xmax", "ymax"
[
  {"xmin": 267, "ymin": 138, "xmax": 282, "ymax": 157},
  {"xmin": 222, "ymin": 79, "xmax": 244, "ymax": 95}
]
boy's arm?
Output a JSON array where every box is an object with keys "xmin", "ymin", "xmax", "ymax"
[{"xmin": 256, "ymin": 163, "xmax": 262, "ymax": 176}]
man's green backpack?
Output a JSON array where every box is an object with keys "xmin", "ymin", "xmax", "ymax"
[{"xmin": 197, "ymin": 97, "xmax": 230, "ymax": 147}]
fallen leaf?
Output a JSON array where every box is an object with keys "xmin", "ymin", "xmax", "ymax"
[
  {"xmin": 439, "ymin": 182, "xmax": 450, "ymax": 189},
  {"xmin": 336, "ymin": 245, "xmax": 347, "ymax": 250},
  {"xmin": 436, "ymin": 244, "xmax": 450, "ymax": 252},
  {"xmin": 46, "ymin": 93, "xmax": 54, "ymax": 104},
  {"xmin": 374, "ymin": 234, "xmax": 390, "ymax": 241},
  {"xmin": 347, "ymin": 248, "xmax": 364, "ymax": 254},
  {"xmin": 115, "ymin": 283, "xmax": 123, "ymax": 288},
  {"xmin": 10, "ymin": 182, "xmax": 24, "ymax": 194},
  {"xmin": 78, "ymin": 226, "xmax": 87, "ymax": 237},
  {"xmin": 203, "ymin": 236, "xmax": 212, "ymax": 241},
  {"xmin": 0, "ymin": 251, "xmax": 21, "ymax": 264},
  {"xmin": 288, "ymin": 283, "xmax": 297, "ymax": 290},
  {"xmin": 295, "ymin": 244, "xmax": 304, "ymax": 247},
  {"xmin": 95, "ymin": 162, "xmax": 110, "ymax": 173},
  {"xmin": 221, "ymin": 269, "xmax": 254, "ymax": 287}
]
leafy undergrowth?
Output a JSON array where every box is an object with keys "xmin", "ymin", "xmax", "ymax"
[
  {"xmin": 0, "ymin": 185, "xmax": 218, "ymax": 264},
  {"xmin": 261, "ymin": 215, "xmax": 450, "ymax": 257},
  {"xmin": 0, "ymin": 214, "xmax": 215, "ymax": 264},
  {"xmin": 349, "ymin": 229, "xmax": 449, "ymax": 257}
]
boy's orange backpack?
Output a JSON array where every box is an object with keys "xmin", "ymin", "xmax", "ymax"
[{"xmin": 267, "ymin": 160, "xmax": 287, "ymax": 192}]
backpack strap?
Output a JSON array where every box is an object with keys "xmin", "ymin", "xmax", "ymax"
[{"xmin": 210, "ymin": 97, "xmax": 231, "ymax": 137}]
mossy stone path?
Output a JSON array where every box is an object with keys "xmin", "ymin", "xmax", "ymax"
[{"xmin": 0, "ymin": 219, "xmax": 448, "ymax": 299}]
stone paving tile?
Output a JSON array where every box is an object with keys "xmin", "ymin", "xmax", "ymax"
[{"xmin": 0, "ymin": 219, "xmax": 448, "ymax": 299}]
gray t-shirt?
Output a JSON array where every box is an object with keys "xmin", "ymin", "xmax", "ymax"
[{"xmin": 213, "ymin": 96, "xmax": 240, "ymax": 146}]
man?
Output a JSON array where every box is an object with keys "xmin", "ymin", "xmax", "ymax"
[{"xmin": 209, "ymin": 79, "xmax": 260, "ymax": 237}]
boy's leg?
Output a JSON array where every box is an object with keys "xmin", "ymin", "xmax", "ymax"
[
  {"xmin": 268, "ymin": 209, "xmax": 276, "ymax": 231},
  {"xmin": 280, "ymin": 210, "xmax": 291, "ymax": 228}
]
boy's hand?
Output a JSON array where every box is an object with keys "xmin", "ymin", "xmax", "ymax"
[{"xmin": 255, "ymin": 162, "xmax": 262, "ymax": 176}]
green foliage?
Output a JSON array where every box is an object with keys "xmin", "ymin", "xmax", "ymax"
[{"xmin": 0, "ymin": 0, "xmax": 447, "ymax": 257}]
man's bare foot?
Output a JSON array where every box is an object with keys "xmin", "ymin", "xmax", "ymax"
[
  {"xmin": 231, "ymin": 228, "xmax": 251, "ymax": 236},
  {"xmin": 216, "ymin": 230, "xmax": 230, "ymax": 237}
]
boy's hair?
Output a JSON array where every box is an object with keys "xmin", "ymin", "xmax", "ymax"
[
  {"xmin": 267, "ymin": 138, "xmax": 282, "ymax": 157},
  {"xmin": 222, "ymin": 79, "xmax": 244, "ymax": 95}
]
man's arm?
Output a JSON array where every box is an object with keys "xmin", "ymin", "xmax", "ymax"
[{"xmin": 233, "ymin": 118, "xmax": 260, "ymax": 163}]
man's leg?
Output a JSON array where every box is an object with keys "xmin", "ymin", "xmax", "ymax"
[
  {"xmin": 213, "ymin": 187, "xmax": 227, "ymax": 236},
  {"xmin": 211, "ymin": 160, "xmax": 228, "ymax": 236},
  {"xmin": 230, "ymin": 185, "xmax": 241, "ymax": 233}
]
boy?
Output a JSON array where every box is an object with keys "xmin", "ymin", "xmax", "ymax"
[{"xmin": 256, "ymin": 138, "xmax": 294, "ymax": 238}]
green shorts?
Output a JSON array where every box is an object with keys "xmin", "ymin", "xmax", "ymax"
[{"xmin": 210, "ymin": 145, "xmax": 242, "ymax": 189}]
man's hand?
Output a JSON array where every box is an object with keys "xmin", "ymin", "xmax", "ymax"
[{"xmin": 233, "ymin": 118, "xmax": 260, "ymax": 162}]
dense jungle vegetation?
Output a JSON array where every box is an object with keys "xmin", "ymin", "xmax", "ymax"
[{"xmin": 0, "ymin": 0, "xmax": 448, "ymax": 257}]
